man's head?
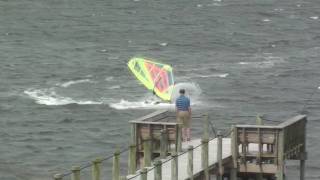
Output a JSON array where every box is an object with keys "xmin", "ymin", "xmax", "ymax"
[{"xmin": 179, "ymin": 89, "xmax": 185, "ymax": 95}]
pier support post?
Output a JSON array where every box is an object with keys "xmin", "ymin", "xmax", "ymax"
[
  {"xmin": 171, "ymin": 152, "xmax": 178, "ymax": 180},
  {"xmin": 217, "ymin": 131, "xmax": 223, "ymax": 180},
  {"xmin": 160, "ymin": 129, "xmax": 167, "ymax": 158},
  {"xmin": 201, "ymin": 138, "xmax": 209, "ymax": 180},
  {"xmin": 176, "ymin": 124, "xmax": 182, "ymax": 152},
  {"xmin": 230, "ymin": 126, "xmax": 237, "ymax": 180},
  {"xmin": 154, "ymin": 160, "xmax": 162, "ymax": 180},
  {"xmin": 143, "ymin": 137, "xmax": 152, "ymax": 167},
  {"xmin": 53, "ymin": 173, "xmax": 63, "ymax": 180},
  {"xmin": 128, "ymin": 144, "xmax": 137, "ymax": 174},
  {"xmin": 187, "ymin": 145, "xmax": 194, "ymax": 180},
  {"xmin": 203, "ymin": 114, "xmax": 209, "ymax": 140},
  {"xmin": 140, "ymin": 168, "xmax": 148, "ymax": 180},
  {"xmin": 230, "ymin": 169, "xmax": 237, "ymax": 180},
  {"xmin": 300, "ymin": 159, "xmax": 305, "ymax": 180},
  {"xmin": 92, "ymin": 158, "xmax": 102, "ymax": 180},
  {"xmin": 112, "ymin": 149, "xmax": 120, "ymax": 180},
  {"xmin": 276, "ymin": 130, "xmax": 284, "ymax": 180},
  {"xmin": 72, "ymin": 166, "xmax": 81, "ymax": 180}
]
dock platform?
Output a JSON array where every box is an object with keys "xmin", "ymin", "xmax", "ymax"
[{"xmin": 53, "ymin": 111, "xmax": 307, "ymax": 180}]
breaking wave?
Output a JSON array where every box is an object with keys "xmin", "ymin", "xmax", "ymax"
[
  {"xmin": 24, "ymin": 88, "xmax": 102, "ymax": 106},
  {"xmin": 56, "ymin": 79, "xmax": 94, "ymax": 88}
]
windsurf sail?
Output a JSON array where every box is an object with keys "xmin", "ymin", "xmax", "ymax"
[{"xmin": 128, "ymin": 57, "xmax": 175, "ymax": 101}]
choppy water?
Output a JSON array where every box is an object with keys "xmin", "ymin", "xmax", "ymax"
[{"xmin": 1, "ymin": 0, "xmax": 320, "ymax": 179}]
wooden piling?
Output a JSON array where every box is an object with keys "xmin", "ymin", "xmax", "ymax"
[
  {"xmin": 230, "ymin": 125, "xmax": 237, "ymax": 180},
  {"xmin": 187, "ymin": 145, "xmax": 194, "ymax": 180},
  {"xmin": 201, "ymin": 138, "xmax": 209, "ymax": 180},
  {"xmin": 131, "ymin": 124, "xmax": 137, "ymax": 145},
  {"xmin": 203, "ymin": 114, "xmax": 209, "ymax": 140},
  {"xmin": 276, "ymin": 130, "xmax": 284, "ymax": 180},
  {"xmin": 112, "ymin": 150, "xmax": 120, "ymax": 180},
  {"xmin": 92, "ymin": 158, "xmax": 102, "ymax": 180},
  {"xmin": 71, "ymin": 166, "xmax": 81, "ymax": 180},
  {"xmin": 176, "ymin": 124, "xmax": 182, "ymax": 152},
  {"xmin": 171, "ymin": 152, "xmax": 178, "ymax": 180},
  {"xmin": 140, "ymin": 168, "xmax": 148, "ymax": 180},
  {"xmin": 128, "ymin": 144, "xmax": 137, "ymax": 174},
  {"xmin": 300, "ymin": 119, "xmax": 307, "ymax": 180},
  {"xmin": 53, "ymin": 173, "xmax": 63, "ymax": 180},
  {"xmin": 154, "ymin": 160, "xmax": 162, "ymax": 180},
  {"xmin": 216, "ymin": 131, "xmax": 223, "ymax": 180},
  {"xmin": 200, "ymin": 114, "xmax": 209, "ymax": 180},
  {"xmin": 143, "ymin": 138, "xmax": 151, "ymax": 167},
  {"xmin": 160, "ymin": 129, "xmax": 167, "ymax": 158}
]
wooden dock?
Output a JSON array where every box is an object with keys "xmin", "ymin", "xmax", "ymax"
[
  {"xmin": 127, "ymin": 138, "xmax": 231, "ymax": 180},
  {"xmin": 53, "ymin": 111, "xmax": 307, "ymax": 180}
]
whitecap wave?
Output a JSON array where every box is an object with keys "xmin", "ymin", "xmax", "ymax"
[
  {"xmin": 310, "ymin": 16, "xmax": 319, "ymax": 20},
  {"xmin": 110, "ymin": 82, "xmax": 203, "ymax": 110},
  {"xmin": 193, "ymin": 73, "xmax": 229, "ymax": 78},
  {"xmin": 108, "ymin": 85, "xmax": 121, "ymax": 89},
  {"xmin": 57, "ymin": 79, "xmax": 93, "ymax": 88},
  {"xmin": 105, "ymin": 76, "xmax": 114, "ymax": 81},
  {"xmin": 24, "ymin": 88, "xmax": 102, "ymax": 106},
  {"xmin": 109, "ymin": 99, "xmax": 174, "ymax": 110},
  {"xmin": 171, "ymin": 82, "xmax": 202, "ymax": 103},
  {"xmin": 238, "ymin": 56, "xmax": 284, "ymax": 68}
]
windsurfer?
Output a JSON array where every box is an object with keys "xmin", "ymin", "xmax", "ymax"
[{"xmin": 175, "ymin": 89, "xmax": 191, "ymax": 142}]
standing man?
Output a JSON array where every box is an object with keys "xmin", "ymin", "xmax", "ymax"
[{"xmin": 175, "ymin": 89, "xmax": 191, "ymax": 142}]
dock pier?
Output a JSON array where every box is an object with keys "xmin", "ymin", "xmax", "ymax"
[{"xmin": 53, "ymin": 111, "xmax": 307, "ymax": 180}]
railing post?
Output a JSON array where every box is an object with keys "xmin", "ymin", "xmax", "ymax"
[
  {"xmin": 201, "ymin": 113, "xmax": 209, "ymax": 180},
  {"xmin": 92, "ymin": 158, "xmax": 102, "ymax": 180},
  {"xmin": 140, "ymin": 167, "xmax": 148, "ymax": 180},
  {"xmin": 128, "ymin": 144, "xmax": 137, "ymax": 174},
  {"xmin": 71, "ymin": 166, "xmax": 81, "ymax": 180},
  {"xmin": 203, "ymin": 114, "xmax": 209, "ymax": 140},
  {"xmin": 53, "ymin": 173, "xmax": 63, "ymax": 180},
  {"xmin": 201, "ymin": 138, "xmax": 209, "ymax": 180},
  {"xmin": 230, "ymin": 126, "xmax": 237, "ymax": 180},
  {"xmin": 187, "ymin": 145, "xmax": 194, "ymax": 180},
  {"xmin": 176, "ymin": 124, "xmax": 182, "ymax": 152},
  {"xmin": 143, "ymin": 137, "xmax": 151, "ymax": 167},
  {"xmin": 171, "ymin": 152, "xmax": 178, "ymax": 180},
  {"xmin": 216, "ymin": 131, "xmax": 223, "ymax": 180},
  {"xmin": 276, "ymin": 130, "xmax": 284, "ymax": 180},
  {"xmin": 160, "ymin": 129, "xmax": 167, "ymax": 158},
  {"xmin": 300, "ymin": 118, "xmax": 307, "ymax": 180},
  {"xmin": 112, "ymin": 149, "xmax": 120, "ymax": 180},
  {"xmin": 131, "ymin": 123, "xmax": 137, "ymax": 146},
  {"xmin": 154, "ymin": 160, "xmax": 162, "ymax": 180}
]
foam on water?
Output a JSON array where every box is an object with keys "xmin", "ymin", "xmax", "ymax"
[
  {"xmin": 109, "ymin": 99, "xmax": 174, "ymax": 110},
  {"xmin": 24, "ymin": 88, "xmax": 103, "ymax": 106},
  {"xmin": 310, "ymin": 16, "xmax": 319, "ymax": 20},
  {"xmin": 109, "ymin": 82, "xmax": 202, "ymax": 110},
  {"xmin": 57, "ymin": 79, "xmax": 94, "ymax": 88},
  {"xmin": 108, "ymin": 85, "xmax": 121, "ymax": 89},
  {"xmin": 238, "ymin": 56, "xmax": 285, "ymax": 68},
  {"xmin": 192, "ymin": 73, "xmax": 229, "ymax": 78}
]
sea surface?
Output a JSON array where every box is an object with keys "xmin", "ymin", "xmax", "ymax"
[{"xmin": 1, "ymin": 0, "xmax": 320, "ymax": 179}]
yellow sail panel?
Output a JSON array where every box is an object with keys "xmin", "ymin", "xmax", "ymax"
[{"xmin": 128, "ymin": 57, "xmax": 175, "ymax": 101}]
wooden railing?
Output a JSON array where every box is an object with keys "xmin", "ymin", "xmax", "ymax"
[{"xmin": 231, "ymin": 115, "xmax": 307, "ymax": 180}]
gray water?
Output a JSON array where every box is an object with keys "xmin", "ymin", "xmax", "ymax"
[{"xmin": 1, "ymin": 0, "xmax": 320, "ymax": 179}]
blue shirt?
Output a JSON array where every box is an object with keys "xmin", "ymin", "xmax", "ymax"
[{"xmin": 175, "ymin": 95, "xmax": 190, "ymax": 111}]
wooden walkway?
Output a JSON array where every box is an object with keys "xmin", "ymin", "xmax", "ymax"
[
  {"xmin": 127, "ymin": 138, "xmax": 231, "ymax": 180},
  {"xmin": 52, "ymin": 113, "xmax": 307, "ymax": 180}
]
